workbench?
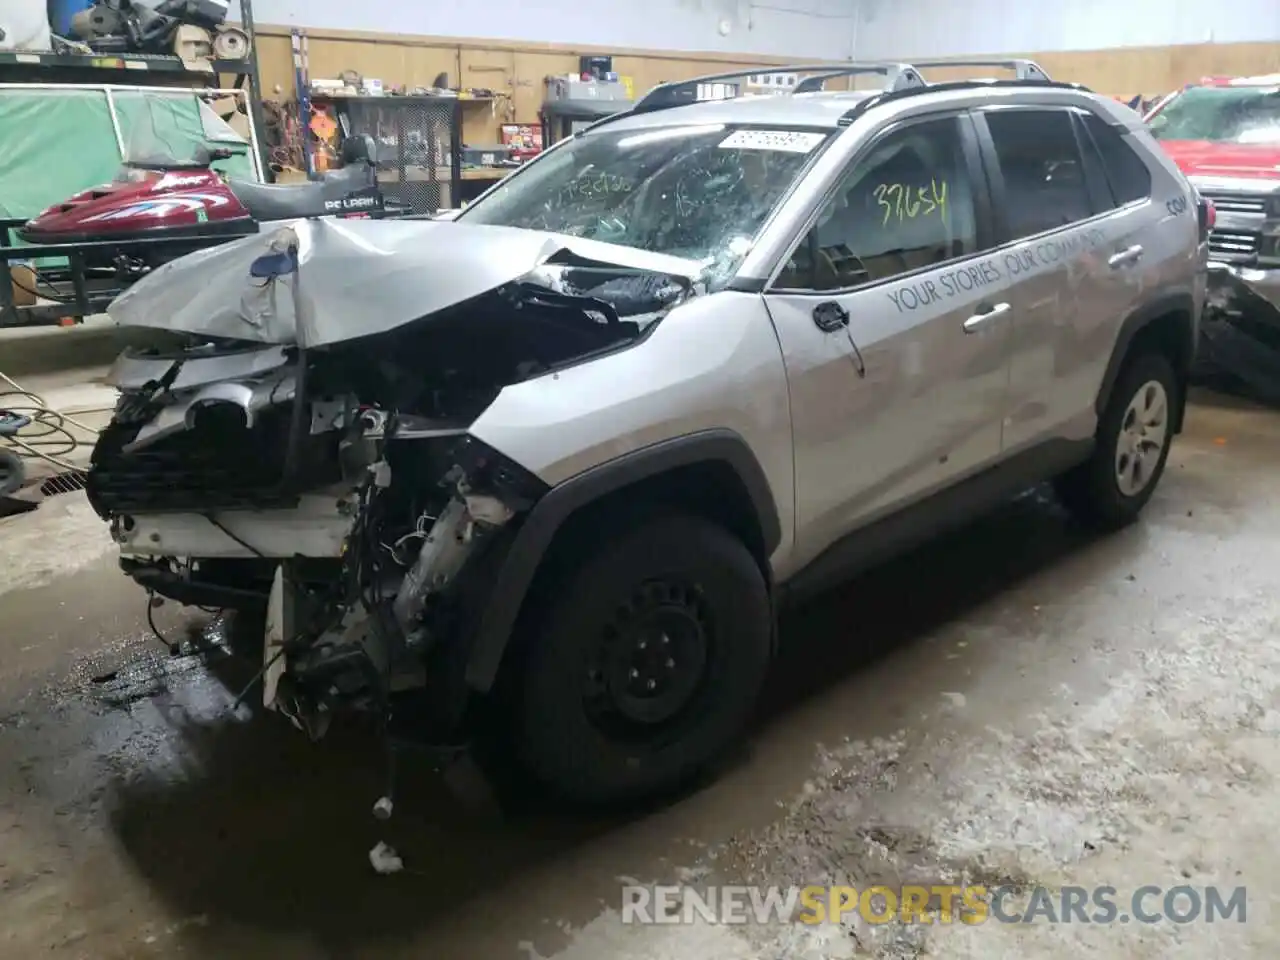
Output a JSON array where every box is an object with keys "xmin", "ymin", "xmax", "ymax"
[{"xmin": 458, "ymin": 166, "xmax": 514, "ymax": 204}]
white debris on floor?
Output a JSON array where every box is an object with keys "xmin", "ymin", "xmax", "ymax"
[{"xmin": 369, "ymin": 841, "xmax": 405, "ymax": 875}]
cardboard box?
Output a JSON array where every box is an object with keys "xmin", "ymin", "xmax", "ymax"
[{"xmin": 9, "ymin": 265, "xmax": 38, "ymax": 308}]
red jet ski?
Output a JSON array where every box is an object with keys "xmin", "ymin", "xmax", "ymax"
[{"xmin": 21, "ymin": 132, "xmax": 399, "ymax": 274}]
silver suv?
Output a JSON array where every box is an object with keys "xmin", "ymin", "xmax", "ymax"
[{"xmin": 90, "ymin": 59, "xmax": 1207, "ymax": 808}]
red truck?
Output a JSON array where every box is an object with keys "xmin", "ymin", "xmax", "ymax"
[{"xmin": 1145, "ymin": 74, "xmax": 1280, "ymax": 398}]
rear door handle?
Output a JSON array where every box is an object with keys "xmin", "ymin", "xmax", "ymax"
[
  {"xmin": 1108, "ymin": 244, "xmax": 1144, "ymax": 268},
  {"xmin": 962, "ymin": 301, "xmax": 1010, "ymax": 333}
]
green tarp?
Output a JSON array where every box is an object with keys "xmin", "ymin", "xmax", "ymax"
[
  {"xmin": 0, "ymin": 88, "xmax": 122, "ymax": 223},
  {"xmin": 113, "ymin": 89, "xmax": 255, "ymax": 183}
]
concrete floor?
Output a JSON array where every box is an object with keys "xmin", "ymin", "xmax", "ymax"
[{"xmin": 1, "ymin": 390, "xmax": 1278, "ymax": 959}]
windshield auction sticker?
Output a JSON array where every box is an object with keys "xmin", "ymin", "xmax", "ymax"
[{"xmin": 719, "ymin": 130, "xmax": 827, "ymax": 153}]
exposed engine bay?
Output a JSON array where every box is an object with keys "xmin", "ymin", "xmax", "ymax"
[{"xmin": 88, "ymin": 257, "xmax": 694, "ymax": 749}]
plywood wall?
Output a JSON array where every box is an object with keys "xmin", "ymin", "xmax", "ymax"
[
  {"xmin": 1036, "ymin": 41, "xmax": 1280, "ymax": 94},
  {"xmin": 246, "ymin": 26, "xmax": 826, "ymax": 146},
  {"xmin": 241, "ymin": 26, "xmax": 1280, "ymax": 149}
]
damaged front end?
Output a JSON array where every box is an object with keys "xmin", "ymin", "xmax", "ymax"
[
  {"xmin": 89, "ymin": 219, "xmax": 697, "ymax": 751},
  {"xmin": 91, "ymin": 330, "xmax": 544, "ymax": 746},
  {"xmin": 1195, "ymin": 185, "xmax": 1280, "ymax": 403},
  {"xmin": 1200, "ymin": 262, "xmax": 1280, "ymax": 403}
]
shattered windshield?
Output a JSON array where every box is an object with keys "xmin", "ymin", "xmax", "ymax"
[
  {"xmin": 457, "ymin": 123, "xmax": 832, "ymax": 278},
  {"xmin": 1147, "ymin": 85, "xmax": 1280, "ymax": 144}
]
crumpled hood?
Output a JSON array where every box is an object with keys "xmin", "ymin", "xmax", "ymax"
[
  {"xmin": 106, "ymin": 217, "xmax": 705, "ymax": 348},
  {"xmin": 1158, "ymin": 139, "xmax": 1280, "ymax": 180}
]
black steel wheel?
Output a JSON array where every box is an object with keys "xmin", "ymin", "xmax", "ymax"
[
  {"xmin": 583, "ymin": 577, "xmax": 712, "ymax": 735},
  {"xmin": 513, "ymin": 512, "xmax": 771, "ymax": 806}
]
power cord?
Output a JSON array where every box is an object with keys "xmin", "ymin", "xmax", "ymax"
[{"xmin": 0, "ymin": 370, "xmax": 114, "ymax": 475}]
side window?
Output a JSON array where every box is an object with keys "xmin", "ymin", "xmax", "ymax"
[
  {"xmin": 775, "ymin": 116, "xmax": 978, "ymax": 291},
  {"xmin": 1081, "ymin": 112, "xmax": 1152, "ymax": 206},
  {"xmin": 984, "ymin": 109, "xmax": 1093, "ymax": 239}
]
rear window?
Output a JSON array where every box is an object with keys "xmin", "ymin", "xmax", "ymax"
[
  {"xmin": 984, "ymin": 109, "xmax": 1093, "ymax": 239},
  {"xmin": 1082, "ymin": 113, "xmax": 1152, "ymax": 205}
]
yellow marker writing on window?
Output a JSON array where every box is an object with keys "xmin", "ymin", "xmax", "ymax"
[{"xmin": 873, "ymin": 179, "xmax": 948, "ymax": 227}]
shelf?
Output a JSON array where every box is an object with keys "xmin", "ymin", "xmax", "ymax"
[
  {"xmin": 1, "ymin": 49, "xmax": 182, "ymax": 71},
  {"xmin": 460, "ymin": 167, "xmax": 514, "ymax": 181},
  {"xmin": 0, "ymin": 49, "xmax": 248, "ymax": 83},
  {"xmin": 541, "ymin": 97, "xmax": 633, "ymax": 120},
  {"xmin": 308, "ymin": 91, "xmax": 496, "ymax": 104}
]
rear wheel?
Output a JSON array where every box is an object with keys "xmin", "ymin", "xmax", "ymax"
[
  {"xmin": 1056, "ymin": 351, "xmax": 1177, "ymax": 528},
  {"xmin": 512, "ymin": 513, "xmax": 772, "ymax": 806}
]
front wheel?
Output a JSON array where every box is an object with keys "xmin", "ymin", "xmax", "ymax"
[
  {"xmin": 512, "ymin": 513, "xmax": 772, "ymax": 806},
  {"xmin": 1056, "ymin": 351, "xmax": 1177, "ymax": 529}
]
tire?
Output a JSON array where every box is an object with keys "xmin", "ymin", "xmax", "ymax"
[
  {"xmin": 1056, "ymin": 351, "xmax": 1178, "ymax": 529},
  {"xmin": 0, "ymin": 449, "xmax": 25, "ymax": 497},
  {"xmin": 512, "ymin": 512, "xmax": 772, "ymax": 806}
]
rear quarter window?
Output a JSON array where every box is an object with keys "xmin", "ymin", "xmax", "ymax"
[{"xmin": 1082, "ymin": 113, "xmax": 1152, "ymax": 205}]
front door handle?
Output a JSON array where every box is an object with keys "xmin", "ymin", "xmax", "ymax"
[
  {"xmin": 962, "ymin": 301, "xmax": 1011, "ymax": 333},
  {"xmin": 1108, "ymin": 244, "xmax": 1144, "ymax": 268}
]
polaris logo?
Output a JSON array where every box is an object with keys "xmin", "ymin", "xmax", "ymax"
[{"xmin": 324, "ymin": 196, "xmax": 378, "ymax": 211}]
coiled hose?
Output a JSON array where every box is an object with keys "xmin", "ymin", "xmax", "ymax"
[{"xmin": 0, "ymin": 370, "xmax": 114, "ymax": 495}]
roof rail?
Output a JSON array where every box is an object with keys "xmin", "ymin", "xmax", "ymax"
[
  {"xmin": 907, "ymin": 58, "xmax": 1050, "ymax": 82},
  {"xmin": 601, "ymin": 58, "xmax": 1059, "ymax": 130},
  {"xmin": 630, "ymin": 62, "xmax": 926, "ymax": 114},
  {"xmin": 837, "ymin": 76, "xmax": 1089, "ymax": 127},
  {"xmin": 791, "ymin": 64, "xmax": 926, "ymax": 93}
]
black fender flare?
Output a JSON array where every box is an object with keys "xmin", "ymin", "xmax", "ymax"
[
  {"xmin": 464, "ymin": 428, "xmax": 782, "ymax": 692},
  {"xmin": 1095, "ymin": 290, "xmax": 1197, "ymax": 432}
]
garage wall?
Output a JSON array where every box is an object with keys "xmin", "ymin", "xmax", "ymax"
[
  {"xmin": 243, "ymin": 24, "xmax": 853, "ymax": 149},
  {"xmin": 233, "ymin": 0, "xmax": 859, "ymax": 60},
  {"xmin": 851, "ymin": 0, "xmax": 1280, "ymax": 58},
  {"xmin": 847, "ymin": 0, "xmax": 1280, "ymax": 94}
]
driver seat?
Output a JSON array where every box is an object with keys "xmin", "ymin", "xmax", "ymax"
[{"xmin": 227, "ymin": 135, "xmax": 378, "ymax": 222}]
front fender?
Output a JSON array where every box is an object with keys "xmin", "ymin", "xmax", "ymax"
[{"xmin": 463, "ymin": 428, "xmax": 780, "ymax": 692}]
